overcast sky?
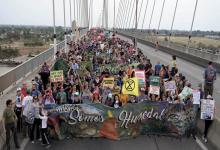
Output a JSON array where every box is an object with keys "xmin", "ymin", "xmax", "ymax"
[{"xmin": 0, "ymin": 0, "xmax": 220, "ymax": 31}]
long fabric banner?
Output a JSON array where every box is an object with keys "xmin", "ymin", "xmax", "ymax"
[{"xmin": 45, "ymin": 101, "xmax": 195, "ymax": 140}]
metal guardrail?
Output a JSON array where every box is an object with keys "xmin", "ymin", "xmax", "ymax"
[
  {"xmin": 0, "ymin": 41, "xmax": 65, "ymax": 93},
  {"xmin": 119, "ymin": 30, "xmax": 220, "ymax": 64}
]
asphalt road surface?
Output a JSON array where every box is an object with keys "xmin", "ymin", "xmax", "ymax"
[{"xmin": 23, "ymin": 136, "xmax": 205, "ymax": 150}]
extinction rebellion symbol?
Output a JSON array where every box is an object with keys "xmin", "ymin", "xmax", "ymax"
[{"xmin": 125, "ymin": 79, "xmax": 135, "ymax": 91}]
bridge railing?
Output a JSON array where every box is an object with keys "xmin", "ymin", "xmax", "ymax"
[
  {"xmin": 0, "ymin": 28, "xmax": 89, "ymax": 94},
  {"xmin": 0, "ymin": 41, "xmax": 65, "ymax": 94},
  {"xmin": 118, "ymin": 29, "xmax": 220, "ymax": 64}
]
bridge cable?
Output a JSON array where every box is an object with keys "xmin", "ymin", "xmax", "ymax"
[
  {"xmin": 118, "ymin": 0, "xmax": 123, "ymax": 28},
  {"xmin": 63, "ymin": 0, "xmax": 67, "ymax": 52},
  {"xmin": 124, "ymin": 0, "xmax": 132, "ymax": 29},
  {"xmin": 119, "ymin": 0, "xmax": 126, "ymax": 29},
  {"xmin": 168, "ymin": 0, "xmax": 179, "ymax": 42},
  {"xmin": 137, "ymin": 0, "xmax": 144, "ymax": 28},
  {"xmin": 122, "ymin": 0, "xmax": 129, "ymax": 29},
  {"xmin": 141, "ymin": 0, "xmax": 149, "ymax": 30},
  {"xmin": 148, "ymin": 0, "xmax": 156, "ymax": 30},
  {"xmin": 187, "ymin": 0, "xmax": 199, "ymax": 52},
  {"xmin": 115, "ymin": 0, "xmax": 122, "ymax": 28},
  {"xmin": 157, "ymin": 0, "xmax": 166, "ymax": 34},
  {"xmin": 128, "ymin": 0, "xmax": 136, "ymax": 29}
]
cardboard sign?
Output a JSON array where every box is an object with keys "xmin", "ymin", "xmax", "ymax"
[
  {"xmin": 135, "ymin": 70, "xmax": 146, "ymax": 89},
  {"xmin": 149, "ymin": 76, "xmax": 160, "ymax": 86},
  {"xmin": 103, "ymin": 78, "xmax": 115, "ymax": 89},
  {"xmin": 193, "ymin": 90, "xmax": 201, "ymax": 105},
  {"xmin": 50, "ymin": 70, "xmax": 64, "ymax": 82},
  {"xmin": 149, "ymin": 85, "xmax": 160, "ymax": 95},
  {"xmin": 178, "ymin": 86, "xmax": 193, "ymax": 100},
  {"xmin": 201, "ymin": 99, "xmax": 215, "ymax": 120},
  {"xmin": 164, "ymin": 81, "xmax": 176, "ymax": 91}
]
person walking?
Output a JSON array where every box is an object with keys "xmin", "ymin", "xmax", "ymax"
[
  {"xmin": 15, "ymin": 88, "xmax": 24, "ymax": 132},
  {"xmin": 30, "ymin": 96, "xmax": 42, "ymax": 143},
  {"xmin": 203, "ymin": 95, "xmax": 215, "ymax": 143},
  {"xmin": 39, "ymin": 110, "xmax": 51, "ymax": 148},
  {"xmin": 3, "ymin": 99, "xmax": 20, "ymax": 150},
  {"xmin": 204, "ymin": 61, "xmax": 217, "ymax": 98}
]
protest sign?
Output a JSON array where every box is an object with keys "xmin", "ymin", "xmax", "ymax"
[
  {"xmin": 201, "ymin": 99, "xmax": 215, "ymax": 120},
  {"xmin": 50, "ymin": 70, "xmax": 64, "ymax": 82},
  {"xmin": 192, "ymin": 90, "xmax": 201, "ymax": 105},
  {"xmin": 122, "ymin": 78, "xmax": 139, "ymax": 96},
  {"xmin": 178, "ymin": 86, "xmax": 193, "ymax": 100},
  {"xmin": 135, "ymin": 70, "xmax": 146, "ymax": 89},
  {"xmin": 164, "ymin": 81, "xmax": 176, "ymax": 91},
  {"xmin": 149, "ymin": 85, "xmax": 160, "ymax": 95},
  {"xmin": 102, "ymin": 78, "xmax": 115, "ymax": 89},
  {"xmin": 150, "ymin": 76, "xmax": 160, "ymax": 86}
]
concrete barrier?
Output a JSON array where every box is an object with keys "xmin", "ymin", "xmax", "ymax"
[{"xmin": 116, "ymin": 30, "xmax": 220, "ymax": 150}]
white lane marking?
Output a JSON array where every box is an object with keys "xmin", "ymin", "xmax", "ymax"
[
  {"xmin": 19, "ymin": 138, "xmax": 29, "ymax": 150},
  {"xmin": 195, "ymin": 136, "xmax": 208, "ymax": 150}
]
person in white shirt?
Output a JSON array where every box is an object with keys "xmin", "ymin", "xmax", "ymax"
[
  {"xmin": 22, "ymin": 90, "xmax": 33, "ymax": 138},
  {"xmin": 39, "ymin": 110, "xmax": 50, "ymax": 148}
]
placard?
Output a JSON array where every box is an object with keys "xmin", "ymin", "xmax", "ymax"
[
  {"xmin": 50, "ymin": 70, "xmax": 64, "ymax": 82},
  {"xmin": 164, "ymin": 81, "xmax": 176, "ymax": 91},
  {"xmin": 201, "ymin": 99, "xmax": 215, "ymax": 120},
  {"xmin": 102, "ymin": 77, "xmax": 115, "ymax": 89},
  {"xmin": 149, "ymin": 85, "xmax": 160, "ymax": 95}
]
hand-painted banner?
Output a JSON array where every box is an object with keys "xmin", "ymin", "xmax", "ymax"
[
  {"xmin": 50, "ymin": 70, "xmax": 64, "ymax": 82},
  {"xmin": 45, "ymin": 101, "xmax": 196, "ymax": 140},
  {"xmin": 201, "ymin": 99, "xmax": 215, "ymax": 120}
]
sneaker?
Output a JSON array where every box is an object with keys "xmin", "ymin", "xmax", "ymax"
[
  {"xmin": 31, "ymin": 141, "xmax": 35, "ymax": 144},
  {"xmin": 204, "ymin": 138, "xmax": 208, "ymax": 143},
  {"xmin": 37, "ymin": 138, "xmax": 42, "ymax": 141},
  {"xmin": 46, "ymin": 144, "xmax": 51, "ymax": 149}
]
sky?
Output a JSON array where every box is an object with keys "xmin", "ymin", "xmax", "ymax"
[{"xmin": 0, "ymin": 0, "xmax": 220, "ymax": 31}]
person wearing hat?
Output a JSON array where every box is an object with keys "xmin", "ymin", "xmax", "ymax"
[{"xmin": 15, "ymin": 88, "xmax": 24, "ymax": 132}]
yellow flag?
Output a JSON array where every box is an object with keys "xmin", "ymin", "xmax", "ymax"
[{"xmin": 122, "ymin": 77, "xmax": 139, "ymax": 96}]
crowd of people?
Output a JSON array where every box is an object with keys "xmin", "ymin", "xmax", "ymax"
[{"xmin": 2, "ymin": 28, "xmax": 217, "ymax": 150}]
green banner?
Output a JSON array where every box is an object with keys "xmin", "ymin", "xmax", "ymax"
[{"xmin": 45, "ymin": 101, "xmax": 195, "ymax": 140}]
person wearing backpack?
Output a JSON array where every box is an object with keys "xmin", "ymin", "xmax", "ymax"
[{"xmin": 204, "ymin": 62, "xmax": 217, "ymax": 98}]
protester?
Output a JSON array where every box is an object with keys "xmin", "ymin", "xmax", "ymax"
[
  {"xmin": 203, "ymin": 95, "xmax": 215, "ymax": 143},
  {"xmin": 15, "ymin": 88, "xmax": 24, "ymax": 132},
  {"xmin": 39, "ymin": 62, "xmax": 50, "ymax": 90},
  {"xmin": 30, "ymin": 96, "xmax": 42, "ymax": 143},
  {"xmin": 203, "ymin": 61, "xmax": 217, "ymax": 98},
  {"xmin": 39, "ymin": 110, "xmax": 51, "ymax": 148},
  {"xmin": 22, "ymin": 89, "xmax": 33, "ymax": 138},
  {"xmin": 3, "ymin": 99, "xmax": 20, "ymax": 150}
]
